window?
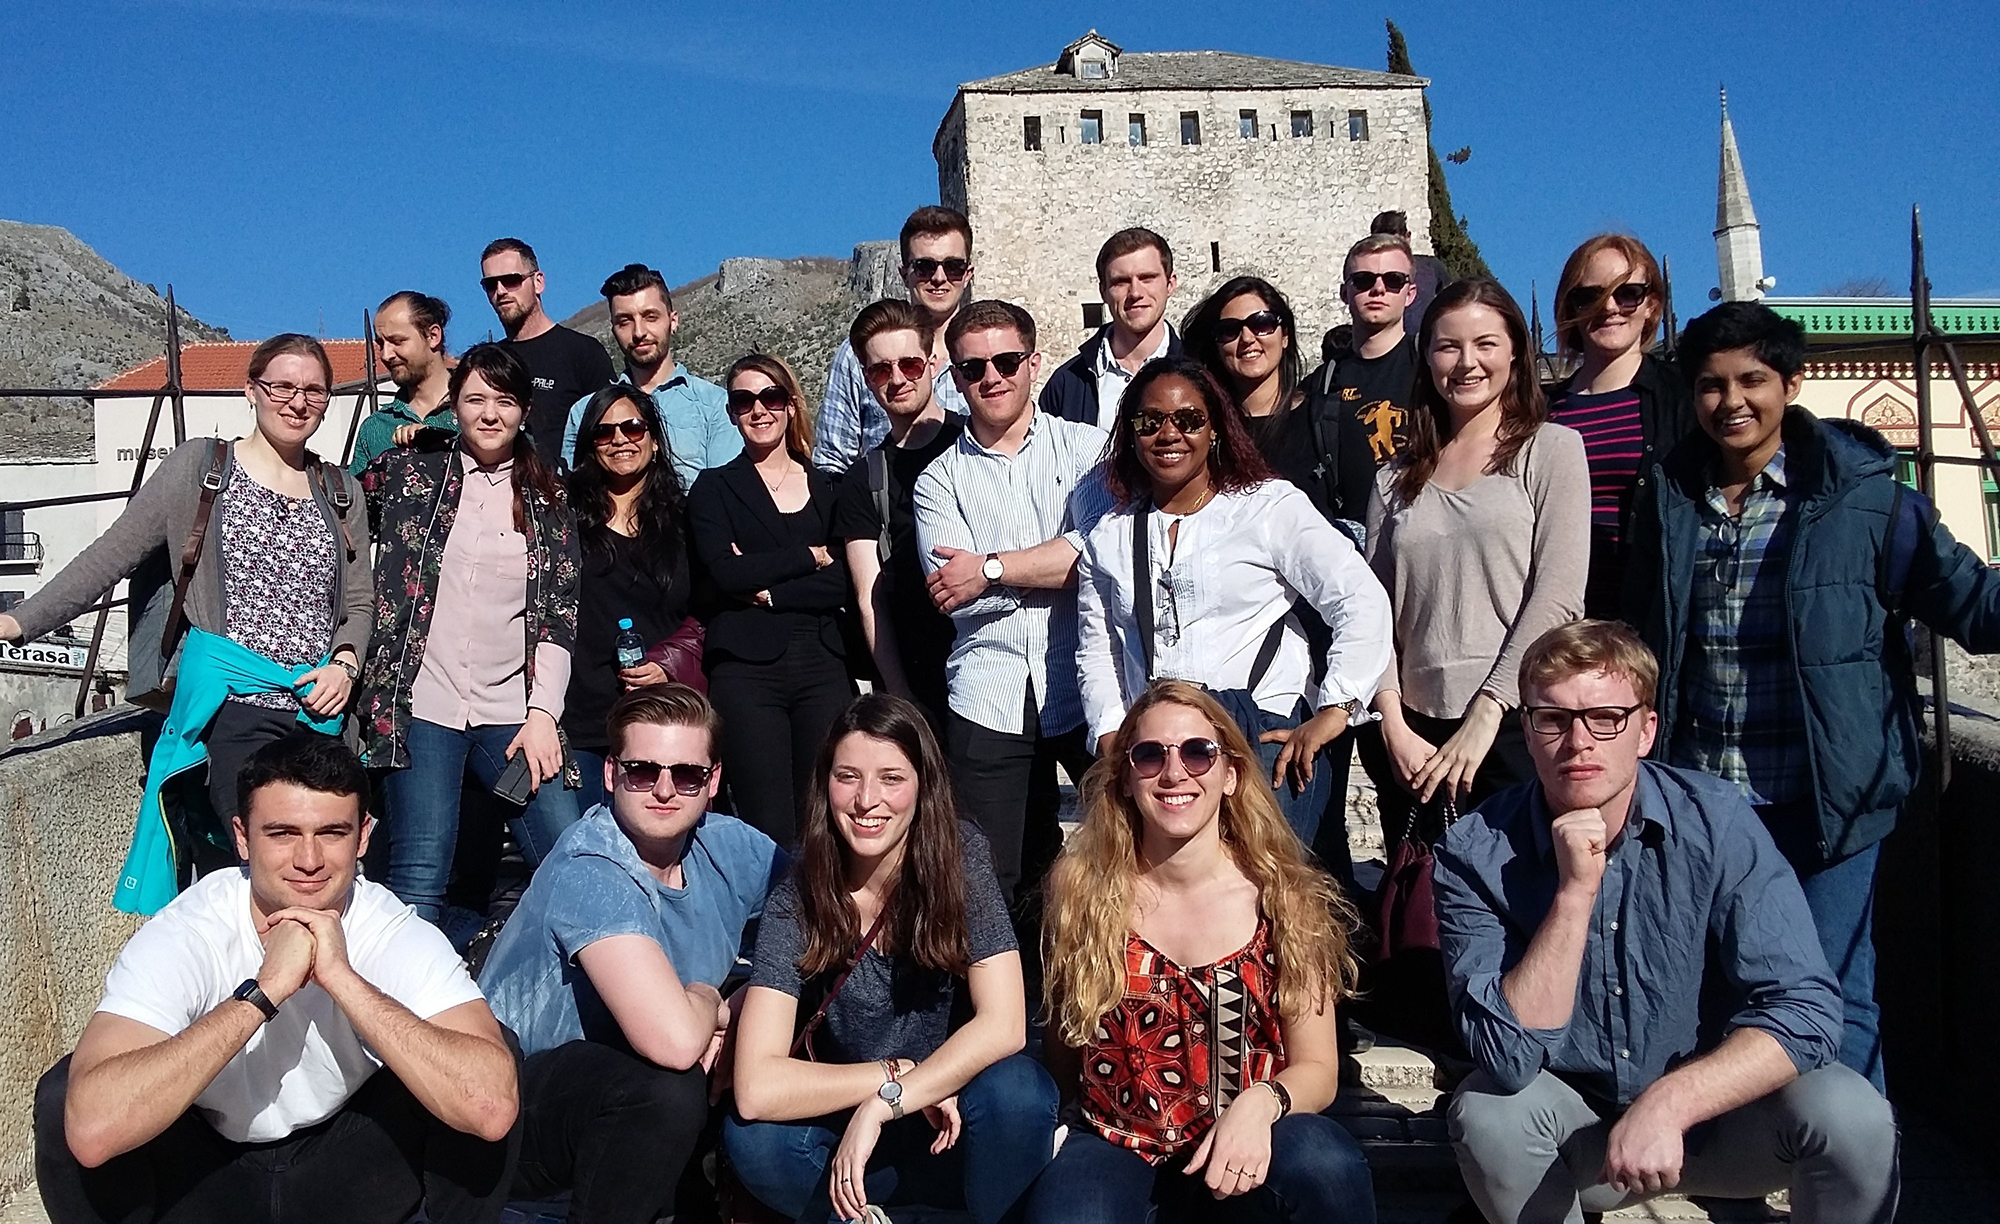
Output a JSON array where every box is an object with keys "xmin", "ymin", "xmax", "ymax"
[
  {"xmin": 1080, "ymin": 110, "xmax": 1102, "ymax": 145},
  {"xmin": 1348, "ymin": 109, "xmax": 1370, "ymax": 141},
  {"xmin": 0, "ymin": 591, "xmax": 21, "ymax": 613},
  {"xmin": 1985, "ymin": 472, "xmax": 2000, "ymax": 564},
  {"xmin": 1023, "ymin": 116, "xmax": 1042, "ymax": 151},
  {"xmin": 1180, "ymin": 111, "xmax": 1201, "ymax": 145},
  {"xmin": 1081, "ymin": 58, "xmax": 1107, "ymax": 79},
  {"xmin": 1129, "ymin": 113, "xmax": 1147, "ymax": 146},
  {"xmin": 1896, "ymin": 453, "xmax": 1918, "ymax": 487},
  {"xmin": 1082, "ymin": 303, "xmax": 1106, "ymax": 331},
  {"xmin": 1210, "ymin": 242, "xmax": 1221, "ymax": 273},
  {"xmin": 1290, "ymin": 110, "xmax": 1314, "ymax": 138},
  {"xmin": 1239, "ymin": 109, "xmax": 1258, "ymax": 138}
]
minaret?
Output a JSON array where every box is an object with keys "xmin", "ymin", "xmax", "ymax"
[{"xmin": 1713, "ymin": 86, "xmax": 1772, "ymax": 302}]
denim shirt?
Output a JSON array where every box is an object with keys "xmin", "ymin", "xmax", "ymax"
[{"xmin": 1432, "ymin": 761, "xmax": 1841, "ymax": 1104}]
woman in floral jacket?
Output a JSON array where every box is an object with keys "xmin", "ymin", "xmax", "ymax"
[{"xmin": 358, "ymin": 342, "xmax": 582, "ymax": 940}]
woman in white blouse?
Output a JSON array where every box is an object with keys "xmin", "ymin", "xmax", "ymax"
[{"xmin": 1076, "ymin": 357, "xmax": 1394, "ymax": 842}]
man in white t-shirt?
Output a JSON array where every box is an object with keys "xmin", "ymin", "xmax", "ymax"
[{"xmin": 34, "ymin": 732, "xmax": 520, "ymax": 1224}]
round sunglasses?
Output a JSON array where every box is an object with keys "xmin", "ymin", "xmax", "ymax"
[
  {"xmin": 1126, "ymin": 737, "xmax": 1225, "ymax": 778},
  {"xmin": 616, "ymin": 758, "xmax": 718, "ymax": 795}
]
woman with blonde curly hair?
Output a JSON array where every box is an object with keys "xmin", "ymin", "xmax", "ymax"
[{"xmin": 1028, "ymin": 680, "xmax": 1377, "ymax": 1223}]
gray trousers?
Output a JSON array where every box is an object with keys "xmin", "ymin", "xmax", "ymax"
[{"xmin": 1448, "ymin": 1065, "xmax": 1899, "ymax": 1224}]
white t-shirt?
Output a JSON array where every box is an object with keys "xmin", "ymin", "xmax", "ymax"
[{"xmin": 96, "ymin": 868, "xmax": 483, "ymax": 1143}]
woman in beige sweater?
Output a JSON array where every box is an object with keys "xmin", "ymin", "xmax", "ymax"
[{"xmin": 1364, "ymin": 278, "xmax": 1589, "ymax": 845}]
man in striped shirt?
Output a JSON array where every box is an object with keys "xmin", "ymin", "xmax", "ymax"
[{"xmin": 914, "ymin": 299, "xmax": 1113, "ymax": 908}]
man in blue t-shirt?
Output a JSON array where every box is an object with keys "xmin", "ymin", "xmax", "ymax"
[{"xmin": 480, "ymin": 684, "xmax": 786, "ymax": 1221}]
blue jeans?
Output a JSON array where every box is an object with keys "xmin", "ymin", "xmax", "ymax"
[
  {"xmin": 1025, "ymin": 1113, "xmax": 1377, "ymax": 1224},
  {"xmin": 381, "ymin": 719, "xmax": 579, "ymax": 931},
  {"xmin": 1795, "ymin": 842, "xmax": 1885, "ymax": 1092},
  {"xmin": 722, "ymin": 1054, "xmax": 1057, "ymax": 1224}
]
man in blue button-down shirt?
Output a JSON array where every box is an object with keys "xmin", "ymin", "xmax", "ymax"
[{"xmin": 1434, "ymin": 621, "xmax": 1896, "ymax": 1224}]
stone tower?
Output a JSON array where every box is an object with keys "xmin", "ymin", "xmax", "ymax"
[
  {"xmin": 933, "ymin": 31, "xmax": 1431, "ymax": 356},
  {"xmin": 1713, "ymin": 87, "xmax": 1772, "ymax": 302}
]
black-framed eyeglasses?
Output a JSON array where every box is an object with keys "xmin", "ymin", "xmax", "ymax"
[
  {"xmin": 480, "ymin": 272, "xmax": 532, "ymax": 293},
  {"xmin": 616, "ymin": 758, "xmax": 717, "ymax": 795},
  {"xmin": 951, "ymin": 351, "xmax": 1030, "ymax": 381},
  {"xmin": 587, "ymin": 418, "xmax": 650, "ymax": 445},
  {"xmin": 1521, "ymin": 704, "xmax": 1646, "ymax": 741},
  {"xmin": 1562, "ymin": 282, "xmax": 1652, "ymax": 318},
  {"xmin": 864, "ymin": 356, "xmax": 930, "ymax": 387},
  {"xmin": 251, "ymin": 377, "xmax": 331, "ymax": 408},
  {"xmin": 1346, "ymin": 270, "xmax": 1413, "ymax": 293},
  {"xmin": 1126, "ymin": 737, "xmax": 1225, "ymax": 778},
  {"xmin": 1214, "ymin": 311, "xmax": 1282, "ymax": 343},
  {"xmin": 1131, "ymin": 408, "xmax": 1210, "ymax": 437},
  {"xmin": 906, "ymin": 257, "xmax": 971, "ymax": 283},
  {"xmin": 726, "ymin": 386, "xmax": 792, "ymax": 414}
]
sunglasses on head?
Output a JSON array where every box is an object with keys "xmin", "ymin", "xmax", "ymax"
[
  {"xmin": 587, "ymin": 418, "xmax": 650, "ymax": 445},
  {"xmin": 1563, "ymin": 282, "xmax": 1652, "ymax": 318},
  {"xmin": 865, "ymin": 356, "xmax": 930, "ymax": 388},
  {"xmin": 479, "ymin": 272, "xmax": 531, "ymax": 293},
  {"xmin": 1126, "ymin": 737, "xmax": 1225, "ymax": 779},
  {"xmin": 1346, "ymin": 270, "xmax": 1413, "ymax": 293},
  {"xmin": 616, "ymin": 758, "xmax": 717, "ymax": 795},
  {"xmin": 1131, "ymin": 408, "xmax": 1210, "ymax": 437},
  {"xmin": 951, "ymin": 351, "xmax": 1030, "ymax": 381},
  {"xmin": 1214, "ymin": 311, "xmax": 1283, "ymax": 343},
  {"xmin": 906, "ymin": 257, "xmax": 971, "ymax": 283},
  {"xmin": 726, "ymin": 386, "xmax": 792, "ymax": 414}
]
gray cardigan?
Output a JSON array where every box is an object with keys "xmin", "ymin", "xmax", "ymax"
[{"xmin": 12, "ymin": 438, "xmax": 375, "ymax": 663}]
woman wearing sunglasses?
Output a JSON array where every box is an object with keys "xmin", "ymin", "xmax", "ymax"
[
  {"xmin": 358, "ymin": 342, "xmax": 582, "ymax": 940},
  {"xmin": 1545, "ymin": 234, "xmax": 1695, "ymax": 619},
  {"xmin": 564, "ymin": 384, "xmax": 696, "ymax": 813},
  {"xmin": 726, "ymin": 693, "xmax": 1058, "ymax": 1224},
  {"xmin": 687, "ymin": 354, "xmax": 854, "ymax": 845},
  {"xmin": 1029, "ymin": 680, "xmax": 1374, "ymax": 1223},
  {"xmin": 1180, "ymin": 277, "xmax": 1309, "ymax": 489},
  {"xmin": 1075, "ymin": 358, "xmax": 1392, "ymax": 847}
]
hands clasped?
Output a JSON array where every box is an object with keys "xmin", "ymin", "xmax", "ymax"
[{"xmin": 254, "ymin": 906, "xmax": 356, "ymax": 1007}]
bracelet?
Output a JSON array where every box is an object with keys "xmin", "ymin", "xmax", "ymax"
[
  {"xmin": 882, "ymin": 1058, "xmax": 902, "ymax": 1083},
  {"xmin": 1256, "ymin": 1078, "xmax": 1291, "ymax": 1119}
]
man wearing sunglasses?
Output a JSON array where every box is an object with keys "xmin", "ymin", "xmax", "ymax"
[
  {"xmin": 481, "ymin": 237, "xmax": 616, "ymax": 471},
  {"xmin": 1432, "ymin": 621, "xmax": 1895, "ymax": 1224},
  {"xmin": 558, "ymin": 263, "xmax": 740, "ymax": 487},
  {"xmin": 812, "ymin": 207, "xmax": 972, "ymax": 474},
  {"xmin": 913, "ymin": 299, "xmax": 1114, "ymax": 908},
  {"xmin": 1039, "ymin": 227, "xmax": 1183, "ymax": 429},
  {"xmin": 1368, "ymin": 209, "xmax": 1449, "ymax": 333},
  {"xmin": 480, "ymin": 684, "xmax": 786, "ymax": 1222}
]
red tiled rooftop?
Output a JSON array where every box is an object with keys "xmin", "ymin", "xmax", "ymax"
[{"xmin": 96, "ymin": 340, "xmax": 375, "ymax": 392}]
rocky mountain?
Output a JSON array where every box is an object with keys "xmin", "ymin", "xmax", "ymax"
[
  {"xmin": 0, "ymin": 219, "xmax": 229, "ymax": 458},
  {"xmin": 564, "ymin": 241, "xmax": 903, "ymax": 412}
]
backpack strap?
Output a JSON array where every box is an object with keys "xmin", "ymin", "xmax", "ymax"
[
  {"xmin": 309, "ymin": 459, "xmax": 359, "ymax": 560},
  {"xmin": 1304, "ymin": 370, "xmax": 1346, "ymax": 518},
  {"xmin": 1878, "ymin": 477, "xmax": 1932, "ymax": 620},
  {"xmin": 1246, "ymin": 616, "xmax": 1288, "ymax": 692},
  {"xmin": 1132, "ymin": 505, "xmax": 1155, "ymax": 679},
  {"xmin": 162, "ymin": 439, "xmax": 228, "ymax": 655},
  {"xmin": 867, "ymin": 447, "xmax": 892, "ymax": 564}
]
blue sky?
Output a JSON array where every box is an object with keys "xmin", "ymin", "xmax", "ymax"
[{"xmin": 3, "ymin": 0, "xmax": 1995, "ymax": 344}]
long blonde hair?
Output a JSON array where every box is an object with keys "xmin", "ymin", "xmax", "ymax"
[{"xmin": 1041, "ymin": 681, "xmax": 1360, "ymax": 1049}]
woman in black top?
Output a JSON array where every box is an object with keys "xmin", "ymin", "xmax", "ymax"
[
  {"xmin": 563, "ymin": 384, "xmax": 694, "ymax": 813},
  {"xmin": 1182, "ymin": 277, "xmax": 1323, "ymax": 514},
  {"xmin": 687, "ymin": 354, "xmax": 854, "ymax": 845}
]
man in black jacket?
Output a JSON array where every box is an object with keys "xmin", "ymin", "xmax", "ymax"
[{"xmin": 1038, "ymin": 227, "xmax": 1181, "ymax": 429}]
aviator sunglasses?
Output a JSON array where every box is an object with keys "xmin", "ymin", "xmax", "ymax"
[
  {"xmin": 587, "ymin": 418, "xmax": 650, "ymax": 445},
  {"xmin": 1126, "ymin": 737, "xmax": 1225, "ymax": 778},
  {"xmin": 951, "ymin": 351, "xmax": 1031, "ymax": 381},
  {"xmin": 1562, "ymin": 282, "xmax": 1652, "ymax": 318},
  {"xmin": 727, "ymin": 386, "xmax": 792, "ymax": 414},
  {"xmin": 1346, "ymin": 270, "xmax": 1413, "ymax": 293},
  {"xmin": 865, "ymin": 356, "xmax": 931, "ymax": 387},
  {"xmin": 1214, "ymin": 311, "xmax": 1283, "ymax": 343},
  {"xmin": 616, "ymin": 758, "xmax": 718, "ymax": 795}
]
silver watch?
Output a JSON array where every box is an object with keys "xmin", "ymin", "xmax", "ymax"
[
  {"xmin": 981, "ymin": 553, "xmax": 1004, "ymax": 583},
  {"xmin": 877, "ymin": 1076, "xmax": 905, "ymax": 1120}
]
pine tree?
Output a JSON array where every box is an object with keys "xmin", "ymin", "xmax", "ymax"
[{"xmin": 1388, "ymin": 20, "xmax": 1490, "ymax": 280}]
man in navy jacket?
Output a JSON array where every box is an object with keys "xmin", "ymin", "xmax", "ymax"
[{"xmin": 1038, "ymin": 228, "xmax": 1183, "ymax": 429}]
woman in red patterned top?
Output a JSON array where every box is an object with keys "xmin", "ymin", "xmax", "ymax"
[{"xmin": 1028, "ymin": 680, "xmax": 1377, "ymax": 1222}]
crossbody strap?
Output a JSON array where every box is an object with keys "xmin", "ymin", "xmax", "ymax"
[
  {"xmin": 867, "ymin": 447, "xmax": 893, "ymax": 564},
  {"xmin": 1131, "ymin": 505, "xmax": 1154, "ymax": 678},
  {"xmin": 789, "ymin": 902, "xmax": 895, "ymax": 1059}
]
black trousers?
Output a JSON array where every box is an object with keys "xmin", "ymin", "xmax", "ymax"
[
  {"xmin": 708, "ymin": 626, "xmax": 854, "ymax": 848},
  {"xmin": 514, "ymin": 1041, "xmax": 710, "ymax": 1224},
  {"xmin": 204, "ymin": 700, "xmax": 321, "ymax": 826},
  {"xmin": 35, "ymin": 1054, "xmax": 517, "ymax": 1224},
  {"xmin": 1361, "ymin": 708, "xmax": 1534, "ymax": 850},
  {"xmin": 947, "ymin": 685, "xmax": 1092, "ymax": 907}
]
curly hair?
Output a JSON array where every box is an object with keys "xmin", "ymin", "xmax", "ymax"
[{"xmin": 1101, "ymin": 357, "xmax": 1273, "ymax": 506}]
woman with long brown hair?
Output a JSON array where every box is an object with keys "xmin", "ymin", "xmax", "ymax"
[
  {"xmin": 726, "ymin": 693, "xmax": 1057, "ymax": 1224},
  {"xmin": 687, "ymin": 354, "xmax": 854, "ymax": 843},
  {"xmin": 1030, "ymin": 680, "xmax": 1374, "ymax": 1222}
]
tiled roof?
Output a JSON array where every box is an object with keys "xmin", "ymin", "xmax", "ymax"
[
  {"xmin": 96, "ymin": 340, "xmax": 375, "ymax": 392},
  {"xmin": 960, "ymin": 49, "xmax": 1422, "ymax": 94},
  {"xmin": 1765, "ymin": 298, "xmax": 2000, "ymax": 338}
]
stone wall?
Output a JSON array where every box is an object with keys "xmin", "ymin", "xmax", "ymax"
[{"xmin": 939, "ymin": 84, "xmax": 1430, "ymax": 361}]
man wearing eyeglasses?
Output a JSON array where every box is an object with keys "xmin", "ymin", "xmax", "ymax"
[
  {"xmin": 480, "ymin": 237, "xmax": 616, "ymax": 470},
  {"xmin": 913, "ymin": 300, "xmax": 1114, "ymax": 908},
  {"xmin": 480, "ymin": 684, "xmax": 786, "ymax": 1222},
  {"xmin": 557, "ymin": 263, "xmax": 740, "ymax": 487},
  {"xmin": 1039, "ymin": 227, "xmax": 1182, "ymax": 429},
  {"xmin": 811, "ymin": 207, "xmax": 972, "ymax": 474},
  {"xmin": 1431, "ymin": 620, "xmax": 1896, "ymax": 1224}
]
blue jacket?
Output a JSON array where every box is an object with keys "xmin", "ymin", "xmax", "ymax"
[
  {"xmin": 1627, "ymin": 408, "xmax": 2000, "ymax": 864},
  {"xmin": 121, "ymin": 628, "xmax": 339, "ymax": 915},
  {"xmin": 1038, "ymin": 325, "xmax": 1183, "ymax": 427}
]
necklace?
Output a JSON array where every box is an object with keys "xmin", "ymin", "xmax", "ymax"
[{"xmin": 758, "ymin": 464, "xmax": 798, "ymax": 496}]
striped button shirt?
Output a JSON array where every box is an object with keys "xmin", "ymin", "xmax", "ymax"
[
  {"xmin": 811, "ymin": 338, "xmax": 969, "ymax": 474},
  {"xmin": 1672, "ymin": 445, "xmax": 1808, "ymax": 805},
  {"xmin": 913, "ymin": 412, "xmax": 1114, "ymax": 735}
]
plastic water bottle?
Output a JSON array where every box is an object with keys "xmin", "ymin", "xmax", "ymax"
[{"xmin": 615, "ymin": 618, "xmax": 645, "ymax": 670}]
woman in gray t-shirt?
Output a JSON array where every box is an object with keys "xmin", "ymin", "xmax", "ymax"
[{"xmin": 724, "ymin": 693, "xmax": 1057, "ymax": 1224}]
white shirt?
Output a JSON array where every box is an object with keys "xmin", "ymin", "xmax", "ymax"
[
  {"xmin": 1076, "ymin": 480, "xmax": 1394, "ymax": 745},
  {"xmin": 913, "ymin": 411, "xmax": 1115, "ymax": 735},
  {"xmin": 95, "ymin": 869, "xmax": 482, "ymax": 1143},
  {"xmin": 1092, "ymin": 325, "xmax": 1175, "ymax": 431}
]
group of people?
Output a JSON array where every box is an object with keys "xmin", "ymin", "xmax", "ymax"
[{"xmin": 8, "ymin": 201, "xmax": 1995, "ymax": 1224}]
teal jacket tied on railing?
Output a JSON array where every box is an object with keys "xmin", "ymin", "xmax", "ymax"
[{"xmin": 117, "ymin": 628, "xmax": 341, "ymax": 915}]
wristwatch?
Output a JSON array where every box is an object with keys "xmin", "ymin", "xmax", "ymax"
[
  {"xmin": 981, "ymin": 552, "xmax": 1004, "ymax": 583},
  {"xmin": 332, "ymin": 656, "xmax": 360, "ymax": 682},
  {"xmin": 1333, "ymin": 697, "xmax": 1364, "ymax": 722},
  {"xmin": 231, "ymin": 978, "xmax": 280, "ymax": 1023},
  {"xmin": 877, "ymin": 1075, "xmax": 905, "ymax": 1120}
]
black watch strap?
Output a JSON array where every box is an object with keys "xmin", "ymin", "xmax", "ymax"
[{"xmin": 232, "ymin": 978, "xmax": 279, "ymax": 1023}]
